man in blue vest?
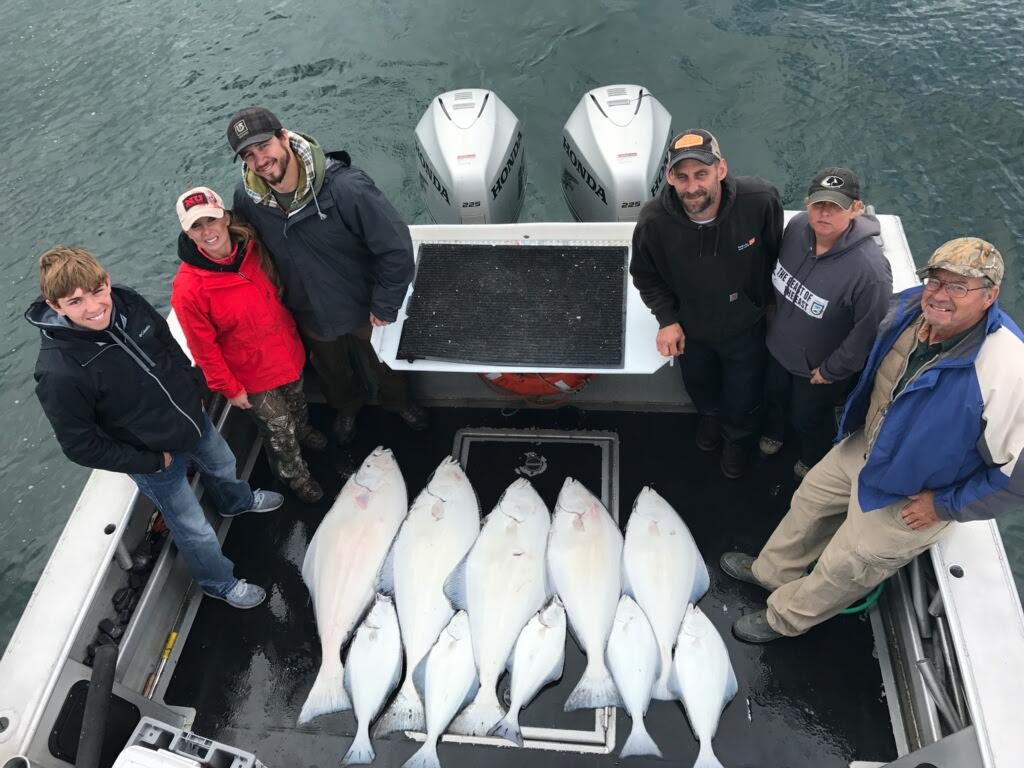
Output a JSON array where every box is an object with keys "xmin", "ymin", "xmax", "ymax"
[{"xmin": 720, "ymin": 237, "xmax": 1024, "ymax": 642}]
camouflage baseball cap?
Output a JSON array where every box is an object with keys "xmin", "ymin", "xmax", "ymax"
[{"xmin": 917, "ymin": 237, "xmax": 1004, "ymax": 286}]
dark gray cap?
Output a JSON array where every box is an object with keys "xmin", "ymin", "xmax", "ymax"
[
  {"xmin": 226, "ymin": 106, "xmax": 283, "ymax": 157},
  {"xmin": 806, "ymin": 167, "xmax": 861, "ymax": 209}
]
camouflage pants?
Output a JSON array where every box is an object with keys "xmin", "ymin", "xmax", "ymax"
[{"xmin": 249, "ymin": 377, "xmax": 315, "ymax": 486}]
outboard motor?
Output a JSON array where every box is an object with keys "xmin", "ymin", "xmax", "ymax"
[
  {"xmin": 415, "ymin": 89, "xmax": 526, "ymax": 224},
  {"xmin": 560, "ymin": 85, "xmax": 672, "ymax": 222}
]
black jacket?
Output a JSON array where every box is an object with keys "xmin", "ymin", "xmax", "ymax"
[
  {"xmin": 630, "ymin": 175, "xmax": 783, "ymax": 343},
  {"xmin": 27, "ymin": 287, "xmax": 205, "ymax": 475},
  {"xmin": 233, "ymin": 151, "xmax": 415, "ymax": 340}
]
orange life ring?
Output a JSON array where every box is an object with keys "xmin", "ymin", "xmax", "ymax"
[{"xmin": 479, "ymin": 372, "xmax": 594, "ymax": 401}]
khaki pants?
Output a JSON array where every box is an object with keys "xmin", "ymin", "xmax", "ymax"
[
  {"xmin": 751, "ymin": 430, "xmax": 952, "ymax": 636},
  {"xmin": 303, "ymin": 325, "xmax": 410, "ymax": 417}
]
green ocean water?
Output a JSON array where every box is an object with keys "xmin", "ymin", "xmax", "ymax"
[{"xmin": 1, "ymin": 0, "xmax": 1023, "ymax": 652}]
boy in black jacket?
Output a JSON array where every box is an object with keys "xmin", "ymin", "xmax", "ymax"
[
  {"xmin": 27, "ymin": 246, "xmax": 282, "ymax": 608},
  {"xmin": 630, "ymin": 129, "xmax": 783, "ymax": 478}
]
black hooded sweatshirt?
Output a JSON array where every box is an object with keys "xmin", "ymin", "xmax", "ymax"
[
  {"xmin": 26, "ymin": 286, "xmax": 205, "ymax": 475},
  {"xmin": 630, "ymin": 174, "xmax": 783, "ymax": 343}
]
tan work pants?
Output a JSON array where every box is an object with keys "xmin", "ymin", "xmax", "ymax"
[{"xmin": 751, "ymin": 430, "xmax": 952, "ymax": 636}]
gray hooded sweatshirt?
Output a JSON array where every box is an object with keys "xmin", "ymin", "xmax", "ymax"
[{"xmin": 767, "ymin": 212, "xmax": 892, "ymax": 381}]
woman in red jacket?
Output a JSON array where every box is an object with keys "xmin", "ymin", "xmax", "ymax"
[{"xmin": 171, "ymin": 186, "xmax": 325, "ymax": 503}]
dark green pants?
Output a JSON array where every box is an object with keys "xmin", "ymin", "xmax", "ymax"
[
  {"xmin": 249, "ymin": 377, "xmax": 315, "ymax": 486},
  {"xmin": 303, "ymin": 325, "xmax": 410, "ymax": 417}
]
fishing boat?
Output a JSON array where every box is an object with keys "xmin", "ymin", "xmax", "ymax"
[{"xmin": 1, "ymin": 86, "xmax": 1021, "ymax": 768}]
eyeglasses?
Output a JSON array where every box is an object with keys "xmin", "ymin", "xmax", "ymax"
[{"xmin": 921, "ymin": 277, "xmax": 987, "ymax": 299}]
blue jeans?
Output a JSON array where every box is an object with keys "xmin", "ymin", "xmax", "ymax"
[{"xmin": 130, "ymin": 413, "xmax": 253, "ymax": 597}]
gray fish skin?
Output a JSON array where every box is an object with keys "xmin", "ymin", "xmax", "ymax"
[
  {"xmin": 623, "ymin": 486, "xmax": 709, "ymax": 701},
  {"xmin": 299, "ymin": 446, "xmax": 407, "ymax": 724},
  {"xmin": 669, "ymin": 604, "xmax": 738, "ymax": 768},
  {"xmin": 444, "ymin": 478, "xmax": 551, "ymax": 736},
  {"xmin": 547, "ymin": 477, "xmax": 623, "ymax": 711},
  {"xmin": 342, "ymin": 594, "xmax": 403, "ymax": 765},
  {"xmin": 606, "ymin": 595, "xmax": 663, "ymax": 758},
  {"xmin": 376, "ymin": 456, "xmax": 480, "ymax": 736},
  {"xmin": 402, "ymin": 611, "xmax": 479, "ymax": 768},
  {"xmin": 488, "ymin": 598, "xmax": 567, "ymax": 747}
]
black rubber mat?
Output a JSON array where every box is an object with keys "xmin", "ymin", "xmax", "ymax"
[
  {"xmin": 397, "ymin": 244, "xmax": 627, "ymax": 367},
  {"xmin": 166, "ymin": 405, "xmax": 897, "ymax": 768}
]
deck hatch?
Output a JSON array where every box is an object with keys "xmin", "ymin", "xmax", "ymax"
[{"xmin": 397, "ymin": 243, "xmax": 628, "ymax": 368}]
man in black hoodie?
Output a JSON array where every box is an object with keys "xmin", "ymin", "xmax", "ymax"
[
  {"xmin": 27, "ymin": 247, "xmax": 282, "ymax": 609},
  {"xmin": 631, "ymin": 129, "xmax": 783, "ymax": 477}
]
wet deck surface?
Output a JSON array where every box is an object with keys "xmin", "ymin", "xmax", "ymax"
[{"xmin": 166, "ymin": 405, "xmax": 897, "ymax": 768}]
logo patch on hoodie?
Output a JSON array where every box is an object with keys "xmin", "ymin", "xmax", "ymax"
[
  {"xmin": 138, "ymin": 324, "xmax": 151, "ymax": 338},
  {"xmin": 772, "ymin": 262, "xmax": 830, "ymax": 319},
  {"xmin": 736, "ymin": 236, "xmax": 757, "ymax": 252}
]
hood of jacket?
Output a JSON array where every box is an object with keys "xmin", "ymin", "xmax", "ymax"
[
  {"xmin": 26, "ymin": 292, "xmax": 122, "ymax": 349},
  {"xmin": 658, "ymin": 172, "xmax": 737, "ymax": 229},
  {"xmin": 798, "ymin": 212, "xmax": 881, "ymax": 262},
  {"xmin": 176, "ymin": 231, "xmax": 248, "ymax": 273},
  {"xmin": 242, "ymin": 131, "xmax": 327, "ymax": 213}
]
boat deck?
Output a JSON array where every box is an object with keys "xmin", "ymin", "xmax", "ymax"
[{"xmin": 165, "ymin": 404, "xmax": 897, "ymax": 768}]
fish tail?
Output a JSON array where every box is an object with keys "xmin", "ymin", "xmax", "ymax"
[
  {"xmin": 374, "ymin": 682, "xmax": 426, "ymax": 736},
  {"xmin": 298, "ymin": 657, "xmax": 350, "ymax": 725},
  {"xmin": 692, "ymin": 738, "xmax": 725, "ymax": 768},
  {"xmin": 487, "ymin": 709, "xmax": 524, "ymax": 747},
  {"xmin": 650, "ymin": 650, "xmax": 675, "ymax": 701},
  {"xmin": 341, "ymin": 724, "xmax": 375, "ymax": 766},
  {"xmin": 564, "ymin": 663, "xmax": 622, "ymax": 711},
  {"xmin": 401, "ymin": 740, "xmax": 440, "ymax": 768},
  {"xmin": 620, "ymin": 717, "xmax": 662, "ymax": 759},
  {"xmin": 449, "ymin": 687, "xmax": 506, "ymax": 737}
]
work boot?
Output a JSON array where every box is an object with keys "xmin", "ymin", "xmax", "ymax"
[
  {"xmin": 221, "ymin": 489, "xmax": 284, "ymax": 518},
  {"xmin": 205, "ymin": 579, "xmax": 266, "ymax": 610},
  {"xmin": 291, "ymin": 476, "xmax": 324, "ymax": 504},
  {"xmin": 396, "ymin": 403, "xmax": 430, "ymax": 431},
  {"xmin": 733, "ymin": 609, "xmax": 784, "ymax": 644},
  {"xmin": 759, "ymin": 435, "xmax": 783, "ymax": 456},
  {"xmin": 720, "ymin": 440, "xmax": 746, "ymax": 479},
  {"xmin": 695, "ymin": 415, "xmax": 722, "ymax": 452},
  {"xmin": 720, "ymin": 552, "xmax": 767, "ymax": 589},
  {"xmin": 298, "ymin": 426, "xmax": 328, "ymax": 451},
  {"xmin": 333, "ymin": 414, "xmax": 357, "ymax": 446}
]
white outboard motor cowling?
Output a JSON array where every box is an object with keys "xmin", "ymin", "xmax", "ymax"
[
  {"xmin": 415, "ymin": 89, "xmax": 526, "ymax": 224},
  {"xmin": 561, "ymin": 85, "xmax": 672, "ymax": 223}
]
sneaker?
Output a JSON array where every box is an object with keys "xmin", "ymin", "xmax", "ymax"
[
  {"xmin": 793, "ymin": 460, "xmax": 811, "ymax": 480},
  {"xmin": 396, "ymin": 403, "xmax": 430, "ymax": 431},
  {"xmin": 291, "ymin": 476, "xmax": 324, "ymax": 504},
  {"xmin": 333, "ymin": 414, "xmax": 357, "ymax": 446},
  {"xmin": 222, "ymin": 489, "xmax": 285, "ymax": 518},
  {"xmin": 759, "ymin": 436, "xmax": 784, "ymax": 456},
  {"xmin": 205, "ymin": 579, "xmax": 266, "ymax": 610},
  {"xmin": 298, "ymin": 427, "xmax": 328, "ymax": 451},
  {"xmin": 720, "ymin": 552, "xmax": 766, "ymax": 589},
  {"xmin": 695, "ymin": 415, "xmax": 722, "ymax": 452},
  {"xmin": 720, "ymin": 440, "xmax": 746, "ymax": 479},
  {"xmin": 733, "ymin": 609, "xmax": 784, "ymax": 644}
]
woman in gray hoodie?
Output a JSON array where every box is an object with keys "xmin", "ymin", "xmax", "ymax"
[{"xmin": 760, "ymin": 168, "xmax": 892, "ymax": 478}]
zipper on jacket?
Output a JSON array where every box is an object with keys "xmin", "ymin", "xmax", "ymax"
[{"xmin": 105, "ymin": 329, "xmax": 203, "ymax": 440}]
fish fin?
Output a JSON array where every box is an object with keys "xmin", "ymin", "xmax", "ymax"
[
  {"xmin": 401, "ymin": 741, "xmax": 440, "ymax": 768},
  {"xmin": 374, "ymin": 682, "xmax": 425, "ymax": 736},
  {"xmin": 450, "ymin": 685, "xmax": 502, "ymax": 737},
  {"xmin": 442, "ymin": 551, "xmax": 471, "ymax": 611},
  {"xmin": 341, "ymin": 726, "xmax": 375, "ymax": 766},
  {"xmin": 411, "ymin": 654, "xmax": 430, "ymax": 702},
  {"xmin": 563, "ymin": 667, "xmax": 622, "ymax": 711},
  {"xmin": 377, "ymin": 537, "xmax": 398, "ymax": 595},
  {"xmin": 487, "ymin": 710, "xmax": 524, "ymax": 747},
  {"xmin": 298, "ymin": 657, "xmax": 350, "ymax": 724},
  {"xmin": 690, "ymin": 555, "xmax": 711, "ymax": 604},
  {"xmin": 620, "ymin": 718, "xmax": 662, "ymax": 759},
  {"xmin": 724, "ymin": 660, "xmax": 739, "ymax": 705},
  {"xmin": 693, "ymin": 739, "xmax": 725, "ymax": 768}
]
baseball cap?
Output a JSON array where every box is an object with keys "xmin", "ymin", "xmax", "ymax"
[
  {"xmin": 667, "ymin": 129, "xmax": 722, "ymax": 167},
  {"xmin": 917, "ymin": 237, "xmax": 1004, "ymax": 286},
  {"xmin": 226, "ymin": 106, "xmax": 283, "ymax": 157},
  {"xmin": 176, "ymin": 187, "xmax": 226, "ymax": 231},
  {"xmin": 806, "ymin": 167, "xmax": 861, "ymax": 209}
]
